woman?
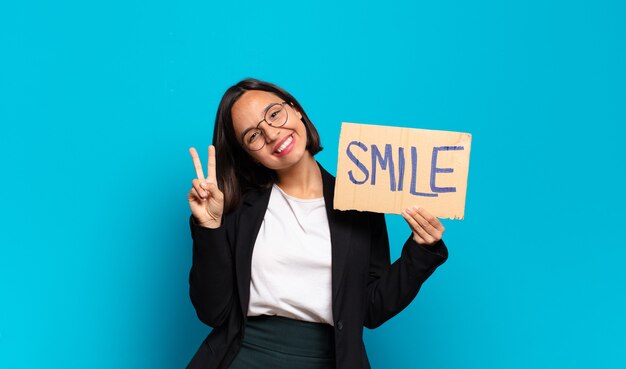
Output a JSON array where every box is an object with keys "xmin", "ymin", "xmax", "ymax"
[{"xmin": 186, "ymin": 78, "xmax": 448, "ymax": 369}]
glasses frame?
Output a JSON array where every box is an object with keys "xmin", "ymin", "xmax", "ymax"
[{"xmin": 240, "ymin": 101, "xmax": 289, "ymax": 151}]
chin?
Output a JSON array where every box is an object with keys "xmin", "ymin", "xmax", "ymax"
[{"xmin": 270, "ymin": 146, "xmax": 309, "ymax": 170}]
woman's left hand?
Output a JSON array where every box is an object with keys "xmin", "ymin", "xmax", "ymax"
[{"xmin": 401, "ymin": 206, "xmax": 445, "ymax": 247}]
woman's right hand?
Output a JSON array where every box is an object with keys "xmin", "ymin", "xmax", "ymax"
[{"xmin": 188, "ymin": 145, "xmax": 224, "ymax": 228}]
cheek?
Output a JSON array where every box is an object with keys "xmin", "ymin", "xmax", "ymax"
[
  {"xmin": 298, "ymin": 125, "xmax": 310, "ymax": 145},
  {"xmin": 291, "ymin": 118, "xmax": 306, "ymax": 135}
]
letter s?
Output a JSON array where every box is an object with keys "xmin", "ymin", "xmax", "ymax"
[{"xmin": 346, "ymin": 141, "xmax": 369, "ymax": 185}]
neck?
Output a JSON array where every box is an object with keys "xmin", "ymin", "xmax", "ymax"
[{"xmin": 275, "ymin": 152, "xmax": 323, "ymax": 198}]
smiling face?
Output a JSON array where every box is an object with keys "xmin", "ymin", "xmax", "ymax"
[{"xmin": 231, "ymin": 90, "xmax": 310, "ymax": 172}]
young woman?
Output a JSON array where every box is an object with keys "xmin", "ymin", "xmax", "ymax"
[{"xmin": 186, "ymin": 78, "xmax": 448, "ymax": 369}]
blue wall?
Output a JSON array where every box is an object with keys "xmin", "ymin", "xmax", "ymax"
[{"xmin": 1, "ymin": 1, "xmax": 624, "ymax": 368}]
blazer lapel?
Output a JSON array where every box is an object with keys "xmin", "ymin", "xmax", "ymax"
[
  {"xmin": 235, "ymin": 187, "xmax": 271, "ymax": 317},
  {"xmin": 318, "ymin": 163, "xmax": 353, "ymax": 307}
]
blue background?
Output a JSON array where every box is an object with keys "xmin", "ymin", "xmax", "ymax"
[{"xmin": 1, "ymin": 0, "xmax": 625, "ymax": 368}]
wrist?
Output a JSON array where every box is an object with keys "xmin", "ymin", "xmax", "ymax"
[
  {"xmin": 191, "ymin": 214, "xmax": 222, "ymax": 229},
  {"xmin": 199, "ymin": 218, "xmax": 221, "ymax": 229},
  {"xmin": 412, "ymin": 234, "xmax": 438, "ymax": 247}
]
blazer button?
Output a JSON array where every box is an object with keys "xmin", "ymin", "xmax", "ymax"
[{"xmin": 336, "ymin": 320, "xmax": 343, "ymax": 331}]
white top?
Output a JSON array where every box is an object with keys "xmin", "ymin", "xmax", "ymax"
[{"xmin": 247, "ymin": 184, "xmax": 334, "ymax": 325}]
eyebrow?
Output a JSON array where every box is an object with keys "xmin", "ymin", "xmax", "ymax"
[{"xmin": 239, "ymin": 102, "xmax": 281, "ymax": 143}]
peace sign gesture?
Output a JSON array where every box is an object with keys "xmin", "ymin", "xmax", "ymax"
[{"xmin": 188, "ymin": 145, "xmax": 224, "ymax": 228}]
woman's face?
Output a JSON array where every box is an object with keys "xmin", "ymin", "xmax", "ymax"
[{"xmin": 231, "ymin": 90, "xmax": 308, "ymax": 171}]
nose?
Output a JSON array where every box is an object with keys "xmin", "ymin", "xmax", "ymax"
[{"xmin": 259, "ymin": 121, "xmax": 281, "ymax": 142}]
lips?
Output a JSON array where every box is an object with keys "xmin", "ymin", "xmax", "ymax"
[{"xmin": 273, "ymin": 134, "xmax": 294, "ymax": 154}]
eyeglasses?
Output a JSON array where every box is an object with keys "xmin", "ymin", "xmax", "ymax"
[{"xmin": 240, "ymin": 101, "xmax": 289, "ymax": 151}]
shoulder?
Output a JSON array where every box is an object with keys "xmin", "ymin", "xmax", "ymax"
[{"xmin": 241, "ymin": 186, "xmax": 271, "ymax": 204}]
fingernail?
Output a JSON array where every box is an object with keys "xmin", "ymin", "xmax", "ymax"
[
  {"xmin": 200, "ymin": 182, "xmax": 208, "ymax": 189},
  {"xmin": 406, "ymin": 207, "xmax": 414, "ymax": 214},
  {"xmin": 412, "ymin": 206, "xmax": 420, "ymax": 211}
]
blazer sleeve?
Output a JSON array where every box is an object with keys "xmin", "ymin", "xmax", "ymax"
[
  {"xmin": 364, "ymin": 212, "xmax": 448, "ymax": 329},
  {"xmin": 188, "ymin": 214, "xmax": 236, "ymax": 328}
]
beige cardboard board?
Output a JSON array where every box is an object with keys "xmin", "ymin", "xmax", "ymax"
[{"xmin": 334, "ymin": 122, "xmax": 472, "ymax": 219}]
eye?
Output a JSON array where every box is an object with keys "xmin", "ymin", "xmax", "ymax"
[
  {"xmin": 247, "ymin": 130, "xmax": 261, "ymax": 143},
  {"xmin": 268, "ymin": 107, "xmax": 283, "ymax": 121}
]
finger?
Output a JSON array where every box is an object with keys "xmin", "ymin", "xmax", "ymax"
[
  {"xmin": 402, "ymin": 210, "xmax": 435, "ymax": 244},
  {"xmin": 189, "ymin": 147, "xmax": 206, "ymax": 180},
  {"xmin": 191, "ymin": 187, "xmax": 207, "ymax": 201},
  {"xmin": 191, "ymin": 179, "xmax": 208, "ymax": 199},
  {"xmin": 408, "ymin": 207, "xmax": 442, "ymax": 240},
  {"xmin": 204, "ymin": 182, "xmax": 224, "ymax": 202},
  {"xmin": 207, "ymin": 145, "xmax": 217, "ymax": 182},
  {"xmin": 412, "ymin": 232, "xmax": 427, "ymax": 245},
  {"xmin": 187, "ymin": 185, "xmax": 202, "ymax": 201},
  {"xmin": 402, "ymin": 212, "xmax": 434, "ymax": 245},
  {"xmin": 415, "ymin": 207, "xmax": 445, "ymax": 233},
  {"xmin": 403, "ymin": 209, "xmax": 441, "ymax": 245}
]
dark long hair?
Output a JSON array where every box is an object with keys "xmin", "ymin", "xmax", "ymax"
[{"xmin": 212, "ymin": 78, "xmax": 323, "ymax": 214}]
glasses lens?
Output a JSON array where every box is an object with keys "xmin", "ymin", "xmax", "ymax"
[
  {"xmin": 244, "ymin": 129, "xmax": 265, "ymax": 151},
  {"xmin": 265, "ymin": 103, "xmax": 287, "ymax": 127}
]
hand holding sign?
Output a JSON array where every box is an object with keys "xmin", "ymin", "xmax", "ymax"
[
  {"xmin": 401, "ymin": 206, "xmax": 445, "ymax": 246},
  {"xmin": 188, "ymin": 145, "xmax": 224, "ymax": 228}
]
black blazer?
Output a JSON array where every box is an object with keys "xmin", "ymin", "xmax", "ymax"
[{"xmin": 186, "ymin": 162, "xmax": 448, "ymax": 369}]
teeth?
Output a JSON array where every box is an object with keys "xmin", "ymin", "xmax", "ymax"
[{"xmin": 276, "ymin": 135, "xmax": 293, "ymax": 153}]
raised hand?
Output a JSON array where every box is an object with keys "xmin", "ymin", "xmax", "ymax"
[
  {"xmin": 401, "ymin": 206, "xmax": 445, "ymax": 246},
  {"xmin": 188, "ymin": 145, "xmax": 224, "ymax": 228}
]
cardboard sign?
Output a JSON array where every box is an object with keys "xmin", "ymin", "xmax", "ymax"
[{"xmin": 334, "ymin": 122, "xmax": 472, "ymax": 219}]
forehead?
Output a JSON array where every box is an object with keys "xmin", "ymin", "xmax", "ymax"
[{"xmin": 231, "ymin": 90, "xmax": 282, "ymax": 123}]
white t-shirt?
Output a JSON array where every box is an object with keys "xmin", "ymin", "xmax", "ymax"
[{"xmin": 247, "ymin": 184, "xmax": 334, "ymax": 325}]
